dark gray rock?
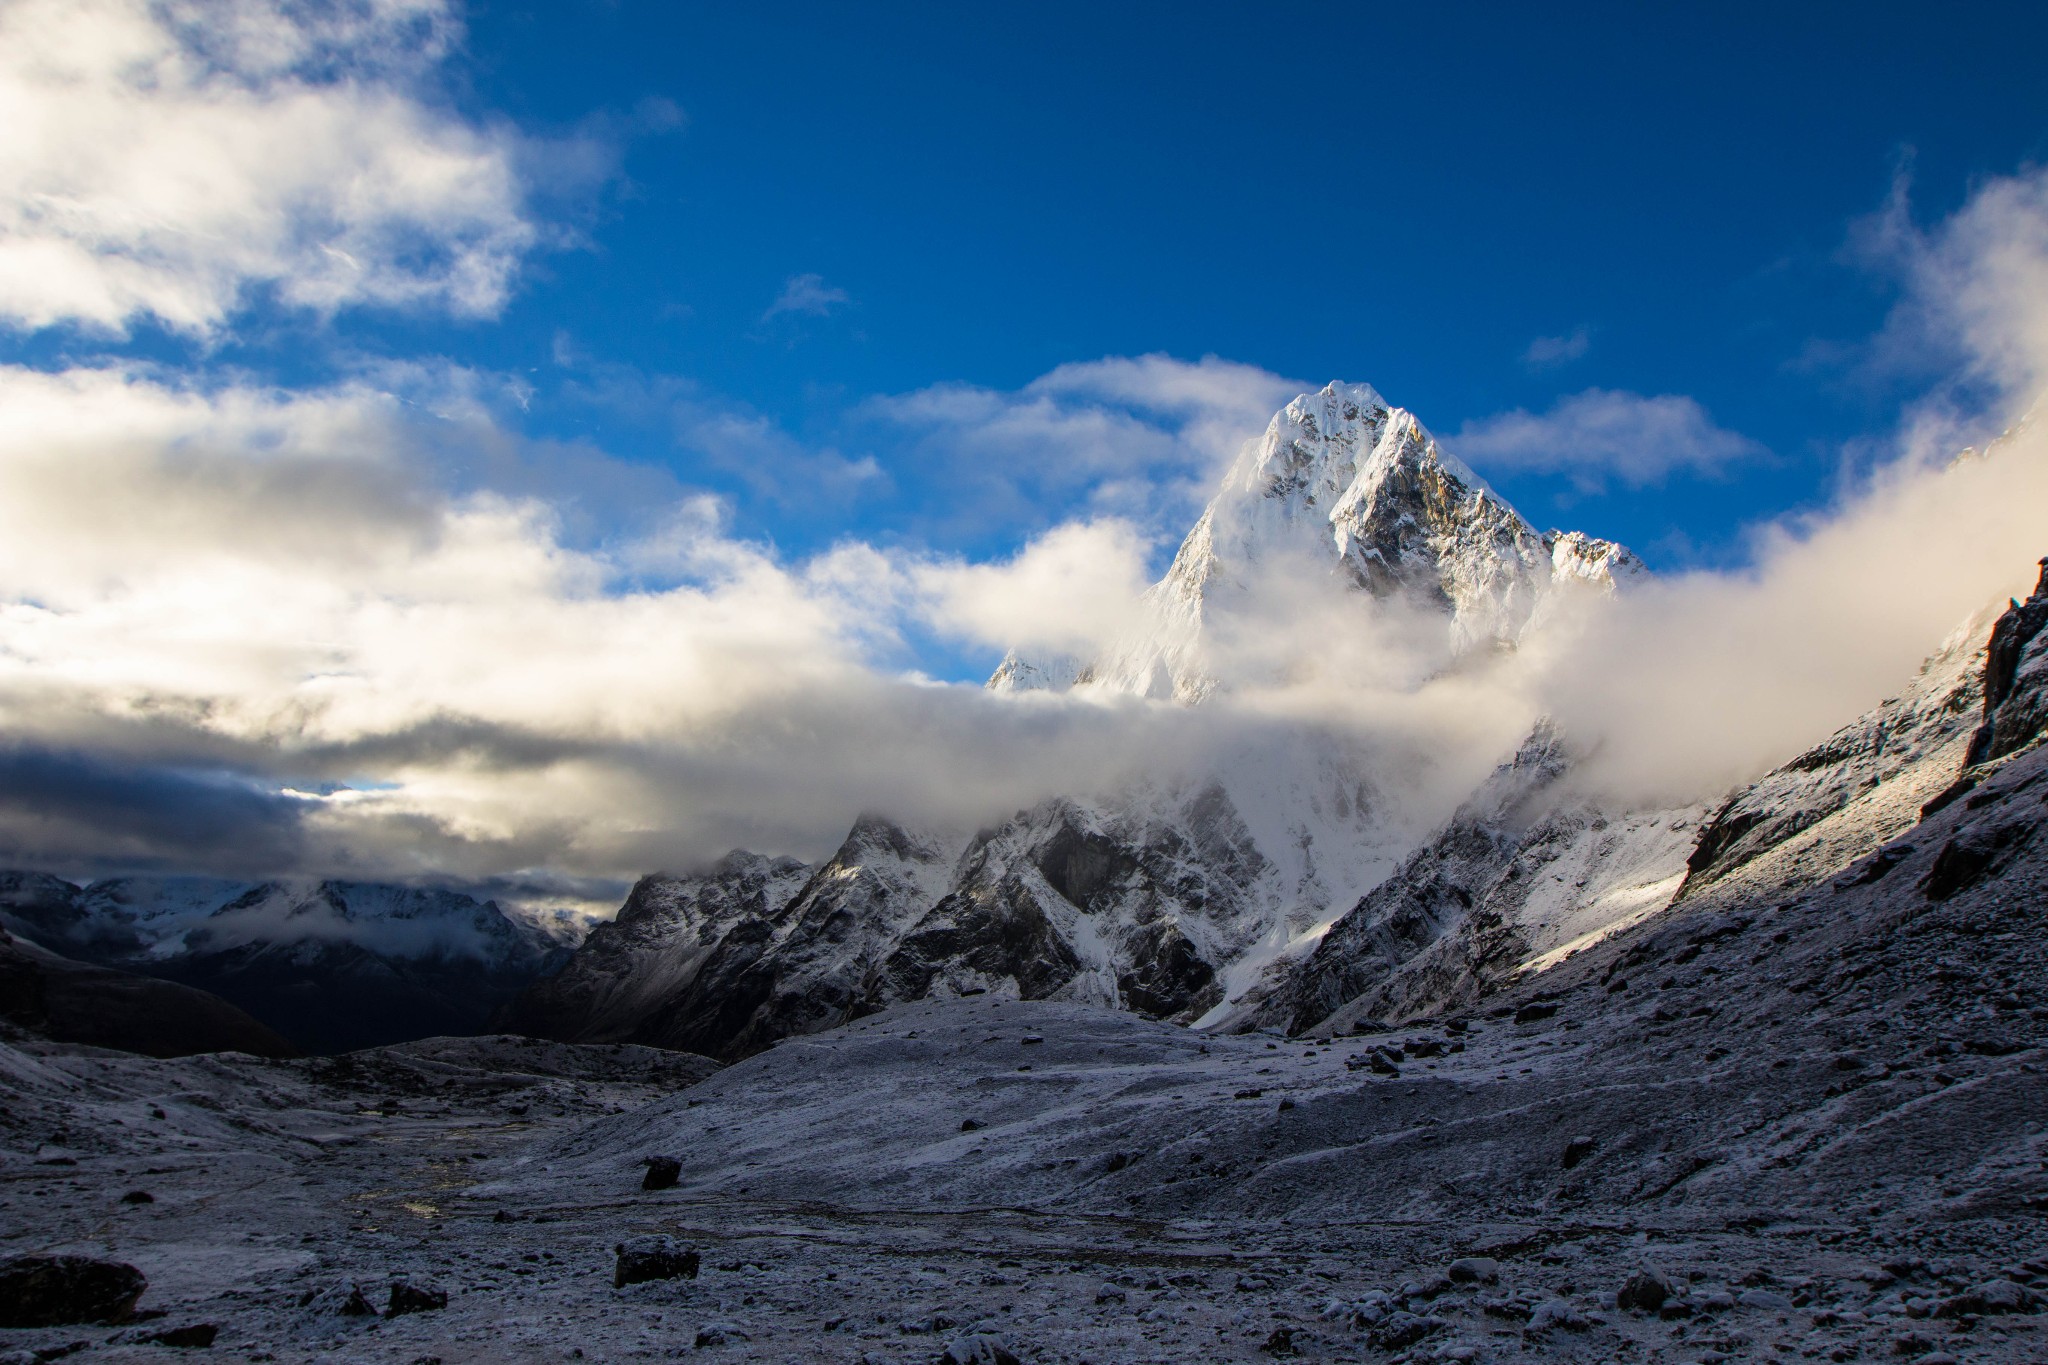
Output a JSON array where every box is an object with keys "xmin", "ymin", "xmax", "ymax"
[
  {"xmin": 0, "ymin": 1254, "xmax": 147, "ymax": 1327},
  {"xmin": 641, "ymin": 1155, "xmax": 681, "ymax": 1190},
  {"xmin": 385, "ymin": 1279, "xmax": 447, "ymax": 1316},
  {"xmin": 613, "ymin": 1235, "xmax": 699, "ymax": 1288}
]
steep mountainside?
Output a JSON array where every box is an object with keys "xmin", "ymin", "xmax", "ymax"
[
  {"xmin": 993, "ymin": 381, "xmax": 1644, "ymax": 702},
  {"xmin": 0, "ymin": 876, "xmax": 556, "ymax": 1053},
  {"xmin": 1249, "ymin": 723, "xmax": 1704, "ymax": 1036}
]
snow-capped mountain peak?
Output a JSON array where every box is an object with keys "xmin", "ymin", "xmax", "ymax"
[{"xmin": 999, "ymin": 381, "xmax": 1643, "ymax": 702}]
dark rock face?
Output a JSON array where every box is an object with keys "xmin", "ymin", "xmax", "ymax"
[
  {"xmin": 0, "ymin": 1254, "xmax": 147, "ymax": 1327},
  {"xmin": 0, "ymin": 925, "xmax": 295, "ymax": 1059},
  {"xmin": 641, "ymin": 1156, "xmax": 681, "ymax": 1190},
  {"xmin": 1966, "ymin": 556, "xmax": 2048, "ymax": 766}
]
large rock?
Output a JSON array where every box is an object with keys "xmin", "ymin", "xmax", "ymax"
[{"xmin": 0, "ymin": 1254, "xmax": 146, "ymax": 1327}]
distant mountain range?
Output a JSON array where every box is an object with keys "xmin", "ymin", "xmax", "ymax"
[{"xmin": 0, "ymin": 874, "xmax": 568, "ymax": 1053}]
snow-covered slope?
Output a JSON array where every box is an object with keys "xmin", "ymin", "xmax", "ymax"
[
  {"xmin": 1000, "ymin": 382, "xmax": 1643, "ymax": 702},
  {"xmin": 1249, "ymin": 723, "xmax": 1704, "ymax": 1035}
]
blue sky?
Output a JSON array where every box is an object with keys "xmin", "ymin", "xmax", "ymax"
[
  {"xmin": 3, "ymin": 0, "xmax": 2047, "ymax": 892},
  {"xmin": 24, "ymin": 2, "xmax": 2048, "ymax": 579}
]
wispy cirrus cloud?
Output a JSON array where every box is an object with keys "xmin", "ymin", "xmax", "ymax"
[
  {"xmin": 761, "ymin": 272, "xmax": 851, "ymax": 321},
  {"xmin": 1522, "ymin": 325, "xmax": 1592, "ymax": 369},
  {"xmin": 1451, "ymin": 388, "xmax": 1767, "ymax": 492}
]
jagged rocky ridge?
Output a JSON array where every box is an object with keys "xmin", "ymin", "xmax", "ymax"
[{"xmin": 0, "ymin": 875, "xmax": 560, "ymax": 1053}]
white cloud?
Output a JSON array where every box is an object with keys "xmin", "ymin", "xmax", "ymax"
[
  {"xmin": 1522, "ymin": 325, "xmax": 1591, "ymax": 369},
  {"xmin": 762, "ymin": 272, "xmax": 850, "ymax": 321},
  {"xmin": 1450, "ymin": 388, "xmax": 1767, "ymax": 491},
  {"xmin": 913, "ymin": 520, "xmax": 1152, "ymax": 659},
  {"xmin": 866, "ymin": 353, "xmax": 1305, "ymax": 538},
  {"xmin": 0, "ymin": 0, "xmax": 539, "ymax": 336}
]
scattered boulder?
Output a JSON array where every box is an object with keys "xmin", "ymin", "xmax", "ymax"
[
  {"xmin": 1736, "ymin": 1287, "xmax": 1793, "ymax": 1311},
  {"xmin": 1446, "ymin": 1257, "xmax": 1499, "ymax": 1285},
  {"xmin": 960, "ymin": 1119, "xmax": 985, "ymax": 1132},
  {"xmin": 1934, "ymin": 1279, "xmax": 2038, "ymax": 1317},
  {"xmin": 1617, "ymin": 1267, "xmax": 1675, "ymax": 1312},
  {"xmin": 693, "ymin": 1322, "xmax": 749, "ymax": 1346},
  {"xmin": 1513, "ymin": 1002, "xmax": 1557, "ymax": 1024},
  {"xmin": 1094, "ymin": 1282, "xmax": 1126, "ymax": 1304},
  {"xmin": 641, "ymin": 1155, "xmax": 681, "ymax": 1191},
  {"xmin": 1562, "ymin": 1135, "xmax": 1597, "ymax": 1169},
  {"xmin": 386, "ymin": 1279, "xmax": 447, "ymax": 1316},
  {"xmin": 0, "ymin": 1254, "xmax": 147, "ymax": 1327},
  {"xmin": 119, "ymin": 1191, "xmax": 154, "ymax": 1205},
  {"xmin": 1367, "ymin": 1311, "xmax": 1443, "ymax": 1349},
  {"xmin": 613, "ymin": 1235, "xmax": 700, "ymax": 1288}
]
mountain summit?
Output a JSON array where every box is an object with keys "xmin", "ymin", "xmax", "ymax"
[{"xmin": 993, "ymin": 381, "xmax": 1644, "ymax": 702}]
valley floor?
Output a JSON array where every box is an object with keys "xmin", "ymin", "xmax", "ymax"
[{"xmin": 1, "ymin": 994, "xmax": 2043, "ymax": 1364}]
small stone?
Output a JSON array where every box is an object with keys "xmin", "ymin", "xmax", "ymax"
[
  {"xmin": 693, "ymin": 1322, "xmax": 749, "ymax": 1347},
  {"xmin": 0, "ymin": 1255, "xmax": 148, "ymax": 1327},
  {"xmin": 641, "ymin": 1156, "xmax": 681, "ymax": 1190},
  {"xmin": 1095, "ymin": 1282, "xmax": 1126, "ymax": 1304},
  {"xmin": 938, "ymin": 1335, "xmax": 1022, "ymax": 1365},
  {"xmin": 1526, "ymin": 1298, "xmax": 1588, "ymax": 1332},
  {"xmin": 1446, "ymin": 1257, "xmax": 1498, "ymax": 1285},
  {"xmin": 386, "ymin": 1279, "xmax": 447, "ymax": 1316},
  {"xmin": 960, "ymin": 1119, "xmax": 985, "ymax": 1132},
  {"xmin": 1737, "ymin": 1287, "xmax": 1794, "ymax": 1311},
  {"xmin": 613, "ymin": 1235, "xmax": 700, "ymax": 1288},
  {"xmin": 1514, "ymin": 1002, "xmax": 1558, "ymax": 1024},
  {"xmin": 1259, "ymin": 1325, "xmax": 1299, "ymax": 1355},
  {"xmin": 118, "ymin": 1191, "xmax": 154, "ymax": 1205},
  {"xmin": 142, "ymin": 1324, "xmax": 218, "ymax": 1348},
  {"xmin": 1562, "ymin": 1135, "xmax": 1597, "ymax": 1169}
]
